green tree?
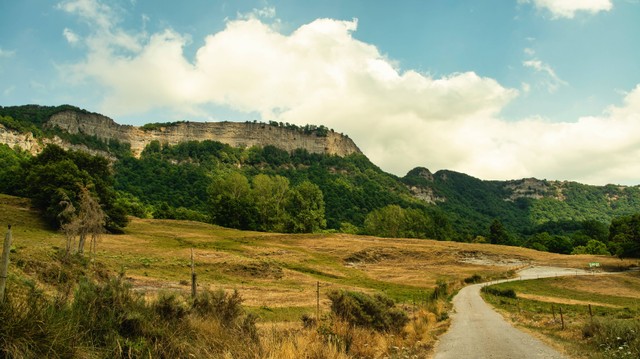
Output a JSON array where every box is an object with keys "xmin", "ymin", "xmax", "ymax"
[
  {"xmin": 22, "ymin": 145, "xmax": 127, "ymax": 231},
  {"xmin": 364, "ymin": 205, "xmax": 405, "ymax": 238},
  {"xmin": 488, "ymin": 219, "xmax": 511, "ymax": 245},
  {"xmin": 209, "ymin": 172, "xmax": 255, "ymax": 230},
  {"xmin": 252, "ymin": 174, "xmax": 290, "ymax": 232},
  {"xmin": 286, "ymin": 181, "xmax": 326, "ymax": 233},
  {"xmin": 609, "ymin": 214, "xmax": 640, "ymax": 258},
  {"xmin": 571, "ymin": 239, "xmax": 610, "ymax": 255}
]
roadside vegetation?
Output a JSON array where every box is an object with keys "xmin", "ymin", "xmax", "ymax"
[{"xmin": 481, "ymin": 273, "xmax": 640, "ymax": 358}]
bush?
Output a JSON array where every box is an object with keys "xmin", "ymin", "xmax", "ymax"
[
  {"xmin": 192, "ymin": 289, "xmax": 243, "ymax": 323},
  {"xmin": 326, "ymin": 290, "xmax": 408, "ymax": 333},
  {"xmin": 464, "ymin": 274, "xmax": 482, "ymax": 284},
  {"xmin": 72, "ymin": 275, "xmax": 148, "ymax": 345},
  {"xmin": 154, "ymin": 292, "xmax": 187, "ymax": 321},
  {"xmin": 431, "ymin": 279, "xmax": 449, "ymax": 300},
  {"xmin": 481, "ymin": 286, "xmax": 517, "ymax": 299}
]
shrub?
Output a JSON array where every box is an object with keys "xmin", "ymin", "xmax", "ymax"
[
  {"xmin": 431, "ymin": 279, "xmax": 449, "ymax": 300},
  {"xmin": 191, "ymin": 288, "xmax": 257, "ymax": 340},
  {"xmin": 154, "ymin": 292, "xmax": 187, "ymax": 321},
  {"xmin": 326, "ymin": 290, "xmax": 408, "ymax": 333},
  {"xmin": 481, "ymin": 286, "xmax": 517, "ymax": 299},
  {"xmin": 72, "ymin": 275, "xmax": 147, "ymax": 345},
  {"xmin": 464, "ymin": 274, "xmax": 482, "ymax": 284}
]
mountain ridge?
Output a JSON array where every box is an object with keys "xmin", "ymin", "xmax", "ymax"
[{"xmin": 0, "ymin": 105, "xmax": 361, "ymax": 158}]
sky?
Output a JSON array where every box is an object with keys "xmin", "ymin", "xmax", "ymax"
[{"xmin": 1, "ymin": 0, "xmax": 640, "ymax": 185}]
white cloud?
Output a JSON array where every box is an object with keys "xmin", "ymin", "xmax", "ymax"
[
  {"xmin": 63, "ymin": 28, "xmax": 80, "ymax": 44},
  {"xmin": 60, "ymin": 1, "xmax": 640, "ymax": 185},
  {"xmin": 521, "ymin": 0, "xmax": 613, "ymax": 19},
  {"xmin": 523, "ymin": 58, "xmax": 567, "ymax": 93},
  {"xmin": 238, "ymin": 6, "xmax": 277, "ymax": 20}
]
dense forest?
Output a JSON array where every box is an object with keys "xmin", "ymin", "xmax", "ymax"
[{"xmin": 1, "ymin": 104, "xmax": 639, "ymax": 257}]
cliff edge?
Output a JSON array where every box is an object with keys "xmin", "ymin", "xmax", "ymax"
[{"xmin": 44, "ymin": 110, "xmax": 362, "ymax": 157}]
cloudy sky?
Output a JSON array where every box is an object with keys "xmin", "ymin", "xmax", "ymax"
[{"xmin": 1, "ymin": 0, "xmax": 640, "ymax": 185}]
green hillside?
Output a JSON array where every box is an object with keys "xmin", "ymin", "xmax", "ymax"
[{"xmin": 1, "ymin": 104, "xmax": 640, "ymax": 257}]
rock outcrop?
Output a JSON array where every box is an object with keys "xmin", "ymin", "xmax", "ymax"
[
  {"xmin": 45, "ymin": 111, "xmax": 362, "ymax": 158},
  {"xmin": 0, "ymin": 123, "xmax": 113, "ymax": 159}
]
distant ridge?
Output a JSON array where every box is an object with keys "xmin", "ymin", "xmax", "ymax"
[{"xmin": 0, "ymin": 105, "xmax": 361, "ymax": 158}]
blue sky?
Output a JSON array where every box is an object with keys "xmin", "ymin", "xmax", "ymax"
[{"xmin": 1, "ymin": 0, "xmax": 640, "ymax": 185}]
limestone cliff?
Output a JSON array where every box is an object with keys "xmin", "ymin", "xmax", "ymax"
[
  {"xmin": 45, "ymin": 110, "xmax": 362, "ymax": 158},
  {"xmin": 0, "ymin": 123, "xmax": 113, "ymax": 159}
]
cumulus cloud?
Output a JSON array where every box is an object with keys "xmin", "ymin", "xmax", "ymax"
[
  {"xmin": 521, "ymin": 0, "xmax": 613, "ymax": 19},
  {"xmin": 59, "ymin": 0, "xmax": 640, "ymax": 185}
]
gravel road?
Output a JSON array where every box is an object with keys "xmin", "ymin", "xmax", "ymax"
[{"xmin": 433, "ymin": 267, "xmax": 590, "ymax": 359}]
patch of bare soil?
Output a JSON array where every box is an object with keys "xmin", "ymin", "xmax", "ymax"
[
  {"xmin": 343, "ymin": 246, "xmax": 428, "ymax": 265},
  {"xmin": 457, "ymin": 250, "xmax": 530, "ymax": 267}
]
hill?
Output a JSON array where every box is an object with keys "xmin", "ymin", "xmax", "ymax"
[{"xmin": 1, "ymin": 104, "xmax": 640, "ymax": 257}]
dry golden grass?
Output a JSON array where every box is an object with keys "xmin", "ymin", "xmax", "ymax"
[{"xmin": 3, "ymin": 191, "xmax": 637, "ymax": 317}]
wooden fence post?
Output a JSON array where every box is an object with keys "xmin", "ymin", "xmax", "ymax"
[
  {"xmin": 1, "ymin": 225, "xmax": 12, "ymax": 304},
  {"xmin": 316, "ymin": 281, "xmax": 320, "ymax": 322},
  {"xmin": 191, "ymin": 248, "xmax": 197, "ymax": 299},
  {"xmin": 559, "ymin": 306, "xmax": 565, "ymax": 330},
  {"xmin": 589, "ymin": 304, "xmax": 593, "ymax": 323}
]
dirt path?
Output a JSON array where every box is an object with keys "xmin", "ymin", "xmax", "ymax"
[{"xmin": 433, "ymin": 266, "xmax": 591, "ymax": 359}]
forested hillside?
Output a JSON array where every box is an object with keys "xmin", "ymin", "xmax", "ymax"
[{"xmin": 1, "ymin": 104, "xmax": 639, "ymax": 257}]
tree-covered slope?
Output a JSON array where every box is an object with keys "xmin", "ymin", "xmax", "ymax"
[{"xmin": 1, "ymin": 104, "xmax": 639, "ymax": 256}]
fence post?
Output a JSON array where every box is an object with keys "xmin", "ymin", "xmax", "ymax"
[
  {"xmin": 191, "ymin": 248, "xmax": 197, "ymax": 299},
  {"xmin": 316, "ymin": 281, "xmax": 320, "ymax": 322},
  {"xmin": 0, "ymin": 225, "xmax": 12, "ymax": 304},
  {"xmin": 559, "ymin": 306, "xmax": 565, "ymax": 330},
  {"xmin": 552, "ymin": 304, "xmax": 556, "ymax": 322},
  {"xmin": 589, "ymin": 304, "xmax": 593, "ymax": 323}
]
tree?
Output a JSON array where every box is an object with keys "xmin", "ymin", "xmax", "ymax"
[
  {"xmin": 22, "ymin": 145, "xmax": 127, "ymax": 231},
  {"xmin": 609, "ymin": 214, "xmax": 640, "ymax": 258},
  {"xmin": 252, "ymin": 174, "xmax": 290, "ymax": 232},
  {"xmin": 488, "ymin": 219, "xmax": 511, "ymax": 245},
  {"xmin": 209, "ymin": 172, "xmax": 255, "ymax": 229},
  {"xmin": 364, "ymin": 205, "xmax": 405, "ymax": 238},
  {"xmin": 286, "ymin": 181, "xmax": 326, "ymax": 233},
  {"xmin": 60, "ymin": 186, "xmax": 106, "ymax": 255},
  {"xmin": 571, "ymin": 239, "xmax": 610, "ymax": 255}
]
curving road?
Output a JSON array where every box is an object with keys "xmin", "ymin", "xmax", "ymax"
[{"xmin": 433, "ymin": 267, "xmax": 589, "ymax": 359}]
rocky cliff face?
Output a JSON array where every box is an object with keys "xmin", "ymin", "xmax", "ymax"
[
  {"xmin": 0, "ymin": 123, "xmax": 113, "ymax": 159},
  {"xmin": 45, "ymin": 111, "xmax": 362, "ymax": 158}
]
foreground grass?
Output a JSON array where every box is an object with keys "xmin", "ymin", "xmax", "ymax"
[{"xmin": 482, "ymin": 273, "xmax": 640, "ymax": 358}]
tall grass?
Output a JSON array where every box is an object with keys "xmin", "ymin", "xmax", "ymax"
[
  {"xmin": 583, "ymin": 318, "xmax": 640, "ymax": 359},
  {"xmin": 0, "ymin": 273, "xmax": 260, "ymax": 358}
]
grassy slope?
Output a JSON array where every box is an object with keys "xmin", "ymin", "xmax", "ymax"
[{"xmin": 2, "ymin": 193, "xmax": 638, "ymax": 352}]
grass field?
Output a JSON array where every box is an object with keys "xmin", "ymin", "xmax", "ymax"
[{"xmin": 2, "ymin": 193, "xmax": 638, "ymax": 357}]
